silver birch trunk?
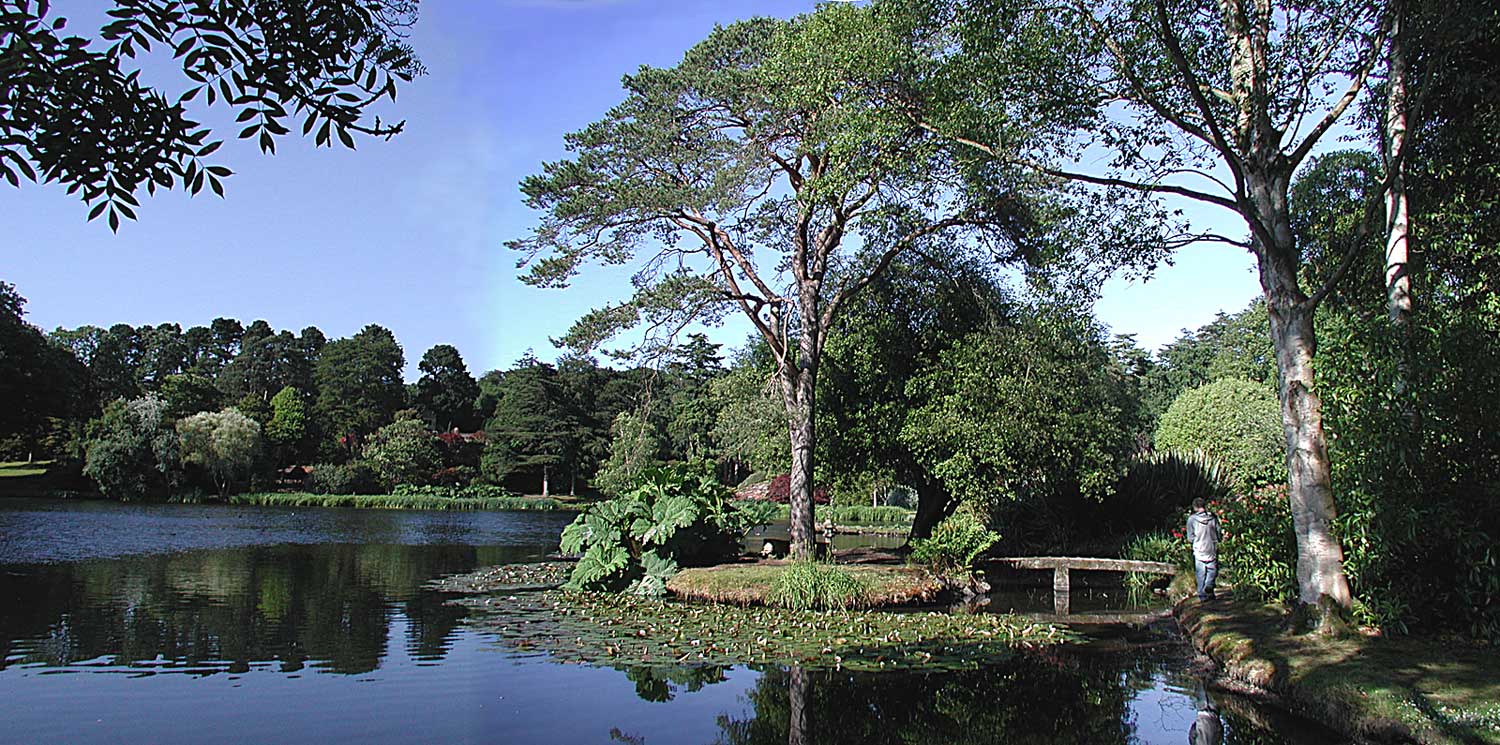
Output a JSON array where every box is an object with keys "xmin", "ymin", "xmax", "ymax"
[{"xmin": 1384, "ymin": 0, "xmax": 1413, "ymax": 329}]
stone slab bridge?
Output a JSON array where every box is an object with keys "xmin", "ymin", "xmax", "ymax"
[{"xmin": 989, "ymin": 556, "xmax": 1179, "ymax": 615}]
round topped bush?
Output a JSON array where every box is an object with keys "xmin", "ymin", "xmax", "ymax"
[{"xmin": 1154, "ymin": 377, "xmax": 1284, "ymax": 493}]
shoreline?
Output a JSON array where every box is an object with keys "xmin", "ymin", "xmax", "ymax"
[{"xmin": 1175, "ymin": 596, "xmax": 1500, "ymax": 744}]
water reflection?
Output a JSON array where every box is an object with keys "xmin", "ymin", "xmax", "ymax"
[
  {"xmin": 703, "ymin": 654, "xmax": 1340, "ymax": 745},
  {"xmin": 0, "ymin": 502, "xmax": 1346, "ymax": 745},
  {"xmin": 0, "ymin": 543, "xmax": 535, "ymax": 674}
]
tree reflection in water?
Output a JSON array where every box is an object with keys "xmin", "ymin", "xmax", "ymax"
[
  {"xmin": 602, "ymin": 647, "xmax": 1337, "ymax": 744},
  {"xmin": 0, "ymin": 543, "xmax": 534, "ymax": 674},
  {"xmin": 713, "ymin": 657, "xmax": 1137, "ymax": 745}
]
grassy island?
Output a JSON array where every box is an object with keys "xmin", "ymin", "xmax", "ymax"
[
  {"xmin": 434, "ymin": 563, "xmax": 1074, "ymax": 672},
  {"xmin": 667, "ymin": 562, "xmax": 945, "ymax": 608},
  {"xmin": 1178, "ymin": 597, "xmax": 1500, "ymax": 744}
]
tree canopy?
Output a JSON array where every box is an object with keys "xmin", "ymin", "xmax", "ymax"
[{"xmin": 1, "ymin": 0, "xmax": 424, "ymax": 228}]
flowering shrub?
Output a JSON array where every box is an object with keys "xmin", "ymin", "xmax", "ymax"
[
  {"xmin": 764, "ymin": 473, "xmax": 830, "ymax": 504},
  {"xmin": 1215, "ymin": 484, "xmax": 1296, "ymax": 602}
]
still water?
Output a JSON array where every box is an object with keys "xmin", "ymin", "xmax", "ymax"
[{"xmin": 0, "ymin": 499, "xmax": 1343, "ymax": 744}]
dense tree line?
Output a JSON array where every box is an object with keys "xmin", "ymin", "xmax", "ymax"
[{"xmin": 0, "ymin": 284, "xmax": 740, "ymax": 499}]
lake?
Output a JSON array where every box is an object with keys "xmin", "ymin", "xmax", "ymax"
[{"xmin": 0, "ymin": 499, "xmax": 1344, "ymax": 744}]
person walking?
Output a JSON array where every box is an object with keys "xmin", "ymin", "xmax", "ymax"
[{"xmin": 1186, "ymin": 498, "xmax": 1222, "ymax": 601}]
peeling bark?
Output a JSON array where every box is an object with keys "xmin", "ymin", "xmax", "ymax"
[{"xmin": 1250, "ymin": 173, "xmax": 1355, "ymax": 609}]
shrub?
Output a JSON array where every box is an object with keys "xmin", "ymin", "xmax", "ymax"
[
  {"xmin": 83, "ymin": 396, "xmax": 180, "ymax": 500},
  {"xmin": 764, "ymin": 473, "xmax": 829, "ymax": 504},
  {"xmin": 177, "ymin": 408, "xmax": 262, "ymax": 496},
  {"xmin": 559, "ymin": 461, "xmax": 771, "ymax": 595},
  {"xmin": 430, "ymin": 465, "xmax": 478, "ymax": 487},
  {"xmin": 362, "ymin": 410, "xmax": 442, "ymax": 488},
  {"xmin": 308, "ymin": 461, "xmax": 382, "ymax": 495},
  {"xmin": 1214, "ymin": 484, "xmax": 1296, "ymax": 602},
  {"xmin": 1109, "ymin": 450, "xmax": 1233, "ymax": 533},
  {"xmin": 1154, "ymin": 378, "xmax": 1284, "ymax": 494},
  {"xmin": 766, "ymin": 561, "xmax": 869, "ymax": 610},
  {"xmin": 909, "ymin": 509, "xmax": 999, "ymax": 574}
]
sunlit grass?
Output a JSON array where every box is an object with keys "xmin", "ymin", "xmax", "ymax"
[{"xmin": 0, "ymin": 461, "xmax": 52, "ymax": 478}]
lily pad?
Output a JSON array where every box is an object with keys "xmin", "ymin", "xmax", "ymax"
[{"xmin": 442, "ymin": 568, "xmax": 1078, "ymax": 672}]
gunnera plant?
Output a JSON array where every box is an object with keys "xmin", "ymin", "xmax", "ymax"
[
  {"xmin": 559, "ymin": 461, "xmax": 773, "ymax": 596},
  {"xmin": 766, "ymin": 561, "xmax": 870, "ymax": 610}
]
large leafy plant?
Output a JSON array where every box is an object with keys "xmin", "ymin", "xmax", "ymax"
[
  {"xmin": 560, "ymin": 462, "xmax": 772, "ymax": 596},
  {"xmin": 909, "ymin": 508, "xmax": 999, "ymax": 576}
]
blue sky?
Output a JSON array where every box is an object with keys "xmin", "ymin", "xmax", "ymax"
[{"xmin": 1, "ymin": 0, "xmax": 1262, "ymax": 379}]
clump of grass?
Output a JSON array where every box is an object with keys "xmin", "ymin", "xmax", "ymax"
[
  {"xmin": 668, "ymin": 564, "xmax": 943, "ymax": 607},
  {"xmin": 766, "ymin": 560, "xmax": 870, "ymax": 610},
  {"xmin": 1122, "ymin": 531, "xmax": 1191, "ymax": 599},
  {"xmin": 825, "ymin": 505, "xmax": 914, "ymax": 526}
]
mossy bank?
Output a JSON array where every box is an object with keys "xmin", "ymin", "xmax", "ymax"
[{"xmin": 1177, "ymin": 597, "xmax": 1500, "ymax": 744}]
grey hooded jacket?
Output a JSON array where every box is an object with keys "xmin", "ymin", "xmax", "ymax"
[{"xmin": 1186, "ymin": 510, "xmax": 1222, "ymax": 562}]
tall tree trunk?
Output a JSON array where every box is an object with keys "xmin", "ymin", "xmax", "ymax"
[
  {"xmin": 1250, "ymin": 174, "xmax": 1355, "ymax": 610},
  {"xmin": 780, "ymin": 353, "xmax": 818, "ymax": 561},
  {"xmin": 541, "ymin": 464, "xmax": 550, "ymax": 498},
  {"xmin": 1383, "ymin": 0, "xmax": 1418, "ymax": 445},
  {"xmin": 779, "ymin": 303, "xmax": 822, "ymax": 560}
]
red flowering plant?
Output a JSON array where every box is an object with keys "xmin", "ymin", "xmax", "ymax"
[
  {"xmin": 764, "ymin": 473, "xmax": 830, "ymax": 504},
  {"xmin": 1213, "ymin": 484, "xmax": 1296, "ymax": 601}
]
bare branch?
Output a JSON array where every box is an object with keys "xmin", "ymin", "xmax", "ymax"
[{"xmin": 1288, "ymin": 12, "xmax": 1390, "ymax": 168}]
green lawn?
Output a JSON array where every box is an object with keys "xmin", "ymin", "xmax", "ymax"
[{"xmin": 0, "ymin": 461, "xmax": 52, "ymax": 478}]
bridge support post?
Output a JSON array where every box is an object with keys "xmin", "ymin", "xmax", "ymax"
[{"xmin": 1053, "ymin": 566, "xmax": 1071, "ymax": 615}]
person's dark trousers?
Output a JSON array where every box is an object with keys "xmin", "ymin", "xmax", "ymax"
[{"xmin": 1194, "ymin": 558, "xmax": 1219, "ymax": 600}]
